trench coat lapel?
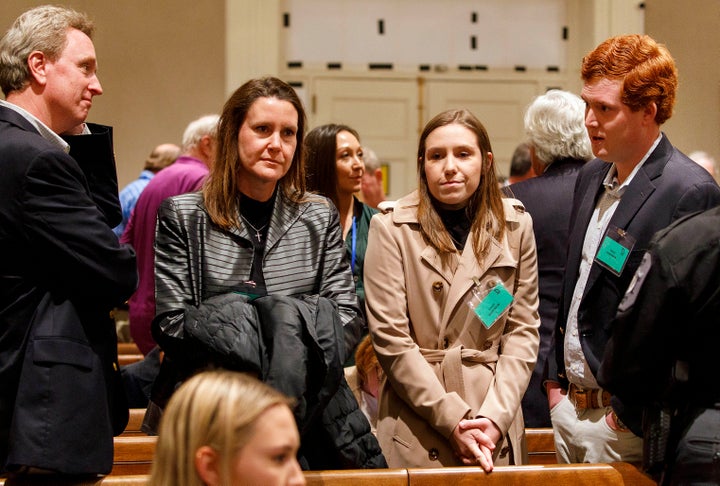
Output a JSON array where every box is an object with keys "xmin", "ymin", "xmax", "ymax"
[
  {"xmin": 439, "ymin": 233, "xmax": 513, "ymax": 329},
  {"xmin": 420, "ymin": 245, "xmax": 456, "ymax": 284},
  {"xmin": 395, "ymin": 192, "xmax": 519, "ymax": 332},
  {"xmin": 396, "ymin": 191, "xmax": 458, "ymax": 283}
]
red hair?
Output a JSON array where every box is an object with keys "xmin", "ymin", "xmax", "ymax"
[
  {"xmin": 581, "ymin": 34, "xmax": 677, "ymax": 125},
  {"xmin": 355, "ymin": 335, "xmax": 380, "ymax": 389}
]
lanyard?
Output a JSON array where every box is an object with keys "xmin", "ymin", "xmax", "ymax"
[{"xmin": 351, "ymin": 215, "xmax": 357, "ymax": 273}]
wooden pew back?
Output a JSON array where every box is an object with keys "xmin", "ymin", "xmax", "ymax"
[
  {"xmin": 117, "ymin": 343, "xmax": 140, "ymax": 355},
  {"xmin": 117, "ymin": 343, "xmax": 143, "ymax": 366},
  {"xmin": 526, "ymin": 427, "xmax": 557, "ymax": 465},
  {"xmin": 111, "ymin": 437, "xmax": 156, "ymax": 476},
  {"xmin": 0, "ymin": 463, "xmax": 655, "ymax": 485},
  {"xmin": 120, "ymin": 409, "xmax": 146, "ymax": 437},
  {"xmin": 304, "ymin": 468, "xmax": 408, "ymax": 486},
  {"xmin": 406, "ymin": 463, "xmax": 655, "ymax": 485}
]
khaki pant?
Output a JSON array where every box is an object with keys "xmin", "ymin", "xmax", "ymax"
[{"xmin": 550, "ymin": 392, "xmax": 642, "ymax": 464}]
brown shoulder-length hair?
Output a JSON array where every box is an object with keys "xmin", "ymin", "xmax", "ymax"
[
  {"xmin": 304, "ymin": 123, "xmax": 360, "ymax": 209},
  {"xmin": 417, "ymin": 109, "xmax": 506, "ymax": 263},
  {"xmin": 581, "ymin": 34, "xmax": 677, "ymax": 125},
  {"xmin": 203, "ymin": 77, "xmax": 307, "ymax": 231}
]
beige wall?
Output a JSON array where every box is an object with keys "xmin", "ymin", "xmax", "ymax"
[
  {"xmin": 2, "ymin": 1, "xmax": 718, "ymax": 188},
  {"xmin": 646, "ymin": 0, "xmax": 720, "ymax": 163}
]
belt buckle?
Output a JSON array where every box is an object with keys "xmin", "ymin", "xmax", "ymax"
[{"xmin": 576, "ymin": 387, "xmax": 589, "ymax": 409}]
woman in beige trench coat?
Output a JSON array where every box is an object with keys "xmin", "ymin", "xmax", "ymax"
[{"xmin": 365, "ymin": 108, "xmax": 540, "ymax": 470}]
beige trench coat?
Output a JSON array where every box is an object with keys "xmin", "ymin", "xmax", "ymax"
[{"xmin": 365, "ymin": 191, "xmax": 540, "ymax": 467}]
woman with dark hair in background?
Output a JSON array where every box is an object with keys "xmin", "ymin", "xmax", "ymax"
[{"xmin": 305, "ymin": 124, "xmax": 378, "ymax": 317}]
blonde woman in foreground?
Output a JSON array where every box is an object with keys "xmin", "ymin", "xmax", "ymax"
[{"xmin": 149, "ymin": 370, "xmax": 305, "ymax": 486}]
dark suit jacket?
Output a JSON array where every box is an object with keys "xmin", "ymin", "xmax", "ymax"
[
  {"xmin": 505, "ymin": 157, "xmax": 585, "ymax": 427},
  {"xmin": 0, "ymin": 105, "xmax": 137, "ymax": 474},
  {"xmin": 549, "ymin": 134, "xmax": 720, "ymax": 435},
  {"xmin": 599, "ymin": 205, "xmax": 720, "ymax": 408}
]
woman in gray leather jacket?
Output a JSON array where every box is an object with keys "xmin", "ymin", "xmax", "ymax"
[{"xmin": 145, "ymin": 77, "xmax": 384, "ymax": 470}]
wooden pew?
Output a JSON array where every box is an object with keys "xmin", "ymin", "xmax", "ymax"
[
  {"xmin": 91, "ymin": 478, "xmax": 148, "ymax": 485},
  {"xmin": 304, "ymin": 468, "xmax": 408, "ymax": 485},
  {"xmin": 117, "ymin": 354, "xmax": 144, "ymax": 366},
  {"xmin": 120, "ymin": 409, "xmax": 146, "ymax": 437},
  {"xmin": 117, "ymin": 343, "xmax": 143, "ymax": 366},
  {"xmin": 610, "ymin": 462, "xmax": 657, "ymax": 485},
  {"xmin": 111, "ymin": 436, "xmax": 156, "ymax": 476},
  {"xmin": 117, "ymin": 343, "xmax": 140, "ymax": 355},
  {"xmin": 406, "ymin": 463, "xmax": 655, "ymax": 485},
  {"xmin": 94, "ymin": 478, "xmax": 147, "ymax": 485},
  {"xmin": 0, "ymin": 476, "xmax": 148, "ymax": 485},
  {"xmin": 526, "ymin": 427, "xmax": 557, "ymax": 465},
  {"xmin": 106, "ymin": 430, "xmax": 558, "ymax": 477},
  {"xmin": 0, "ymin": 463, "xmax": 656, "ymax": 485}
]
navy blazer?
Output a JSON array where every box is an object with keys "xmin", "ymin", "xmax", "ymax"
[
  {"xmin": 505, "ymin": 157, "xmax": 585, "ymax": 427},
  {"xmin": 549, "ymin": 134, "xmax": 720, "ymax": 435},
  {"xmin": 0, "ymin": 106, "xmax": 137, "ymax": 474}
]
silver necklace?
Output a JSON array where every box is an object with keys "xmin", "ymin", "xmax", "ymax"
[{"xmin": 241, "ymin": 216, "xmax": 268, "ymax": 243}]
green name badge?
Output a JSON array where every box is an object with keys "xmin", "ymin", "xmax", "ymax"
[
  {"xmin": 473, "ymin": 282, "xmax": 513, "ymax": 329},
  {"xmin": 596, "ymin": 235, "xmax": 630, "ymax": 275}
]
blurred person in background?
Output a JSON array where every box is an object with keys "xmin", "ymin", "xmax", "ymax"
[{"xmin": 113, "ymin": 142, "xmax": 181, "ymax": 237}]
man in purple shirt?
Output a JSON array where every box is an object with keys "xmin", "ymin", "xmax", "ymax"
[{"xmin": 121, "ymin": 114, "xmax": 219, "ymax": 355}]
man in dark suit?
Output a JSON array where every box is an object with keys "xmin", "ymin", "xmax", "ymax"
[
  {"xmin": 0, "ymin": 5, "xmax": 137, "ymax": 477},
  {"xmin": 545, "ymin": 34, "xmax": 720, "ymax": 464},
  {"xmin": 599, "ymin": 206, "xmax": 720, "ymax": 484},
  {"xmin": 505, "ymin": 89, "xmax": 592, "ymax": 427},
  {"xmin": 506, "ymin": 142, "xmax": 535, "ymax": 185}
]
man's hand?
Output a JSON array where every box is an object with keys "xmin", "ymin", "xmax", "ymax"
[
  {"xmin": 546, "ymin": 381, "xmax": 566, "ymax": 410},
  {"xmin": 606, "ymin": 409, "xmax": 630, "ymax": 432}
]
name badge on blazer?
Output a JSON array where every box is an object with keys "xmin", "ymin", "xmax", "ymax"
[
  {"xmin": 595, "ymin": 225, "xmax": 636, "ymax": 277},
  {"xmin": 467, "ymin": 277, "xmax": 513, "ymax": 329}
]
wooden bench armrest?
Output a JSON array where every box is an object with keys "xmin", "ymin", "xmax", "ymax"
[{"xmin": 111, "ymin": 436, "xmax": 156, "ymax": 476}]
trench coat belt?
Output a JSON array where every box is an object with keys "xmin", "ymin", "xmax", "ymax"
[{"xmin": 420, "ymin": 345, "xmax": 500, "ymax": 399}]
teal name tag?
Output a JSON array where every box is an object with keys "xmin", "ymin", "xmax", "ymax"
[
  {"xmin": 473, "ymin": 282, "xmax": 513, "ymax": 329},
  {"xmin": 596, "ymin": 236, "xmax": 630, "ymax": 275}
]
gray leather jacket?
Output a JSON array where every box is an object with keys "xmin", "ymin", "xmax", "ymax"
[{"xmin": 151, "ymin": 190, "xmax": 365, "ymax": 363}]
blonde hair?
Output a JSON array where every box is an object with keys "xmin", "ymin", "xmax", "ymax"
[{"xmin": 149, "ymin": 370, "xmax": 293, "ymax": 486}]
